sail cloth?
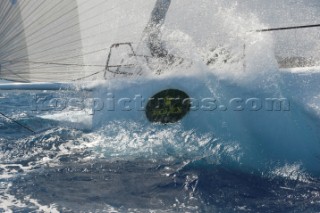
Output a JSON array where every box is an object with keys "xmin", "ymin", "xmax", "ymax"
[
  {"xmin": 0, "ymin": 0, "xmax": 29, "ymax": 82},
  {"xmin": 0, "ymin": 0, "xmax": 156, "ymax": 82},
  {"xmin": 0, "ymin": 0, "xmax": 83, "ymax": 82}
]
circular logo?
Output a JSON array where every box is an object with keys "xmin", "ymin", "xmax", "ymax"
[{"xmin": 146, "ymin": 89, "xmax": 191, "ymax": 123}]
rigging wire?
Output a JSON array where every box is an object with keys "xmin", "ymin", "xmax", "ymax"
[
  {"xmin": 1, "ymin": 60, "xmax": 105, "ymax": 67},
  {"xmin": 72, "ymin": 69, "xmax": 106, "ymax": 81},
  {"xmin": 0, "ymin": 64, "xmax": 30, "ymax": 82},
  {"xmin": 254, "ymin": 24, "xmax": 320, "ymax": 32},
  {"xmin": 0, "ymin": 111, "xmax": 35, "ymax": 134}
]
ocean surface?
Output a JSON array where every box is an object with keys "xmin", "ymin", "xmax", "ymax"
[{"xmin": 1, "ymin": 75, "xmax": 320, "ymax": 213}]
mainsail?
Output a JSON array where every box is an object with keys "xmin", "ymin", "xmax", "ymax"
[
  {"xmin": 0, "ymin": 0, "xmax": 157, "ymax": 82},
  {"xmin": 0, "ymin": 0, "xmax": 29, "ymax": 82},
  {"xmin": 0, "ymin": 0, "xmax": 83, "ymax": 82}
]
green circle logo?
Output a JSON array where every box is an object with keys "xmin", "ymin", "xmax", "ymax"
[{"xmin": 146, "ymin": 89, "xmax": 191, "ymax": 123}]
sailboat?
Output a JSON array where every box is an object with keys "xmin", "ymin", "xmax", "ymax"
[{"xmin": 1, "ymin": 0, "xmax": 320, "ymax": 176}]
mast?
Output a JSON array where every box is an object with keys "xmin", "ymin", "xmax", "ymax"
[{"xmin": 143, "ymin": 0, "xmax": 171, "ymax": 58}]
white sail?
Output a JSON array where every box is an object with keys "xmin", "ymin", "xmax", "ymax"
[
  {"xmin": 0, "ymin": 0, "xmax": 84, "ymax": 82},
  {"xmin": 0, "ymin": 0, "xmax": 157, "ymax": 82},
  {"xmin": 0, "ymin": 0, "xmax": 30, "ymax": 82}
]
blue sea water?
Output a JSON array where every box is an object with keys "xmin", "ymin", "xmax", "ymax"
[{"xmin": 1, "ymin": 71, "xmax": 320, "ymax": 212}]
